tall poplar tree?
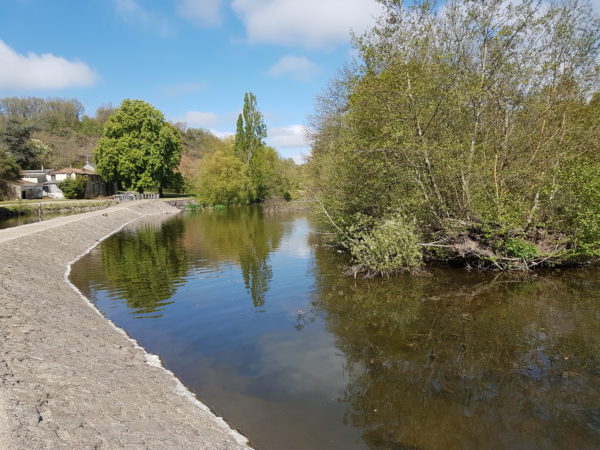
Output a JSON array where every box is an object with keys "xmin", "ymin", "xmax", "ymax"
[{"xmin": 234, "ymin": 92, "xmax": 267, "ymax": 164}]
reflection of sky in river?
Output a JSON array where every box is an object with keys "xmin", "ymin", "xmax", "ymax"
[{"xmin": 275, "ymin": 217, "xmax": 313, "ymax": 259}]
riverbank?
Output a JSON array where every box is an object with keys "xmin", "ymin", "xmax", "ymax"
[{"xmin": 0, "ymin": 201, "xmax": 250, "ymax": 449}]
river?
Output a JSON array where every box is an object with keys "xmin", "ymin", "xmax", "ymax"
[
  {"xmin": 0, "ymin": 210, "xmax": 82, "ymax": 229},
  {"xmin": 69, "ymin": 207, "xmax": 600, "ymax": 450}
]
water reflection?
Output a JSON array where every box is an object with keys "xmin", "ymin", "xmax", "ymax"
[
  {"xmin": 98, "ymin": 218, "xmax": 188, "ymax": 317},
  {"xmin": 313, "ymin": 246, "xmax": 600, "ymax": 449},
  {"xmin": 180, "ymin": 207, "xmax": 287, "ymax": 308},
  {"xmin": 70, "ymin": 210, "xmax": 600, "ymax": 449}
]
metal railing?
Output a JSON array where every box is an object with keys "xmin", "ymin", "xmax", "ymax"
[{"xmin": 113, "ymin": 193, "xmax": 160, "ymax": 203}]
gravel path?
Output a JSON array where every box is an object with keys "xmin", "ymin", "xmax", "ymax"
[{"xmin": 0, "ymin": 201, "xmax": 250, "ymax": 449}]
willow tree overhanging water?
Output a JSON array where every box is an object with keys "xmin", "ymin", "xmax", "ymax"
[{"xmin": 308, "ymin": 0, "xmax": 600, "ymax": 272}]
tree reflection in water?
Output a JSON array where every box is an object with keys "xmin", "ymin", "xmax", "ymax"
[
  {"xmin": 100, "ymin": 218, "xmax": 188, "ymax": 318},
  {"xmin": 181, "ymin": 206, "xmax": 287, "ymax": 308},
  {"xmin": 312, "ymin": 246, "xmax": 600, "ymax": 449}
]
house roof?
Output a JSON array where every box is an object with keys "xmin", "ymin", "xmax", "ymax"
[
  {"xmin": 48, "ymin": 167, "xmax": 96, "ymax": 175},
  {"xmin": 19, "ymin": 169, "xmax": 52, "ymax": 176},
  {"xmin": 8, "ymin": 179, "xmax": 42, "ymax": 187}
]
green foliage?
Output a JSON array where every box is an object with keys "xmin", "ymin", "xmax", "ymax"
[
  {"xmin": 504, "ymin": 238, "xmax": 539, "ymax": 259},
  {"xmin": 555, "ymin": 159, "xmax": 600, "ymax": 257},
  {"xmin": 0, "ymin": 150, "xmax": 20, "ymax": 200},
  {"xmin": 58, "ymin": 176, "xmax": 88, "ymax": 199},
  {"xmin": 94, "ymin": 99, "xmax": 182, "ymax": 194},
  {"xmin": 248, "ymin": 146, "xmax": 281, "ymax": 201},
  {"xmin": 309, "ymin": 0, "xmax": 600, "ymax": 268},
  {"xmin": 0, "ymin": 150, "xmax": 20, "ymax": 180},
  {"xmin": 0, "ymin": 118, "xmax": 40, "ymax": 169},
  {"xmin": 234, "ymin": 92, "xmax": 267, "ymax": 164},
  {"xmin": 194, "ymin": 149, "xmax": 254, "ymax": 205},
  {"xmin": 347, "ymin": 213, "xmax": 422, "ymax": 274},
  {"xmin": 184, "ymin": 202, "xmax": 203, "ymax": 212}
]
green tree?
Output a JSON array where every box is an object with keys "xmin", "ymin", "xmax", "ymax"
[
  {"xmin": 194, "ymin": 149, "xmax": 254, "ymax": 205},
  {"xmin": 0, "ymin": 150, "xmax": 20, "ymax": 200},
  {"xmin": 0, "ymin": 118, "xmax": 39, "ymax": 168},
  {"xmin": 0, "ymin": 150, "xmax": 19, "ymax": 180},
  {"xmin": 249, "ymin": 145, "xmax": 280, "ymax": 201},
  {"xmin": 28, "ymin": 138, "xmax": 52, "ymax": 169},
  {"xmin": 58, "ymin": 176, "xmax": 88, "ymax": 199},
  {"xmin": 234, "ymin": 92, "xmax": 267, "ymax": 164},
  {"xmin": 309, "ymin": 0, "xmax": 600, "ymax": 271},
  {"xmin": 93, "ymin": 99, "xmax": 182, "ymax": 195}
]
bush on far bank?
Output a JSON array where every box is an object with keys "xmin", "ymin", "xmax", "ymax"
[{"xmin": 58, "ymin": 176, "xmax": 87, "ymax": 199}]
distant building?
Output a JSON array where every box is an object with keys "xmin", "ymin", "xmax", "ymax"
[
  {"xmin": 20, "ymin": 169, "xmax": 52, "ymax": 184},
  {"xmin": 6, "ymin": 180, "xmax": 44, "ymax": 200},
  {"xmin": 8, "ymin": 165, "xmax": 116, "ymax": 200},
  {"xmin": 46, "ymin": 167, "xmax": 113, "ymax": 198}
]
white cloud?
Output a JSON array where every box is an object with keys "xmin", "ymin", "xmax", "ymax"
[
  {"xmin": 113, "ymin": 0, "xmax": 171, "ymax": 35},
  {"xmin": 0, "ymin": 41, "xmax": 98, "ymax": 90},
  {"xmin": 177, "ymin": 0, "xmax": 224, "ymax": 26},
  {"xmin": 268, "ymin": 55, "xmax": 319, "ymax": 82},
  {"xmin": 231, "ymin": 0, "xmax": 384, "ymax": 48},
  {"xmin": 268, "ymin": 124, "xmax": 310, "ymax": 163},
  {"xmin": 177, "ymin": 111, "xmax": 220, "ymax": 128},
  {"xmin": 269, "ymin": 124, "xmax": 308, "ymax": 147},
  {"xmin": 209, "ymin": 129, "xmax": 234, "ymax": 139}
]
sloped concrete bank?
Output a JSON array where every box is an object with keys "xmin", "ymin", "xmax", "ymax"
[{"xmin": 0, "ymin": 201, "xmax": 250, "ymax": 449}]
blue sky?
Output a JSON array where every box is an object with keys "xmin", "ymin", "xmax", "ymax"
[{"xmin": 0, "ymin": 0, "xmax": 385, "ymax": 162}]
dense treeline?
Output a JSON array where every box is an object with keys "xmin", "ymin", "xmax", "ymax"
[
  {"xmin": 308, "ymin": 0, "xmax": 600, "ymax": 272},
  {"xmin": 0, "ymin": 94, "xmax": 300, "ymax": 202}
]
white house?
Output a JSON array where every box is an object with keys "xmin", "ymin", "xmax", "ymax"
[{"xmin": 14, "ymin": 165, "xmax": 115, "ymax": 199}]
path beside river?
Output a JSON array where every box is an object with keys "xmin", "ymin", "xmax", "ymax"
[{"xmin": 0, "ymin": 201, "xmax": 250, "ymax": 449}]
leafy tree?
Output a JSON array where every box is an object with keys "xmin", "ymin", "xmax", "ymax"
[
  {"xmin": 309, "ymin": 0, "xmax": 600, "ymax": 271},
  {"xmin": 0, "ymin": 150, "xmax": 20, "ymax": 199},
  {"xmin": 58, "ymin": 176, "xmax": 88, "ymax": 199},
  {"xmin": 194, "ymin": 149, "xmax": 254, "ymax": 205},
  {"xmin": 249, "ymin": 146, "xmax": 280, "ymax": 201},
  {"xmin": 28, "ymin": 138, "xmax": 52, "ymax": 169},
  {"xmin": 234, "ymin": 92, "xmax": 267, "ymax": 164},
  {"xmin": 93, "ymin": 99, "xmax": 182, "ymax": 195},
  {"xmin": 0, "ymin": 118, "xmax": 39, "ymax": 168},
  {"xmin": 0, "ymin": 150, "xmax": 19, "ymax": 180}
]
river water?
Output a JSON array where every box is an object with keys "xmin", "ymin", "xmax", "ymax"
[
  {"xmin": 0, "ymin": 210, "xmax": 81, "ymax": 229},
  {"xmin": 70, "ymin": 207, "xmax": 600, "ymax": 450}
]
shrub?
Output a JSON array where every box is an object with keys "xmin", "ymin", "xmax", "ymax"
[
  {"xmin": 503, "ymin": 238, "xmax": 539, "ymax": 259},
  {"xmin": 58, "ymin": 176, "xmax": 87, "ymax": 199},
  {"xmin": 347, "ymin": 213, "xmax": 421, "ymax": 275},
  {"xmin": 184, "ymin": 203, "xmax": 203, "ymax": 212}
]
